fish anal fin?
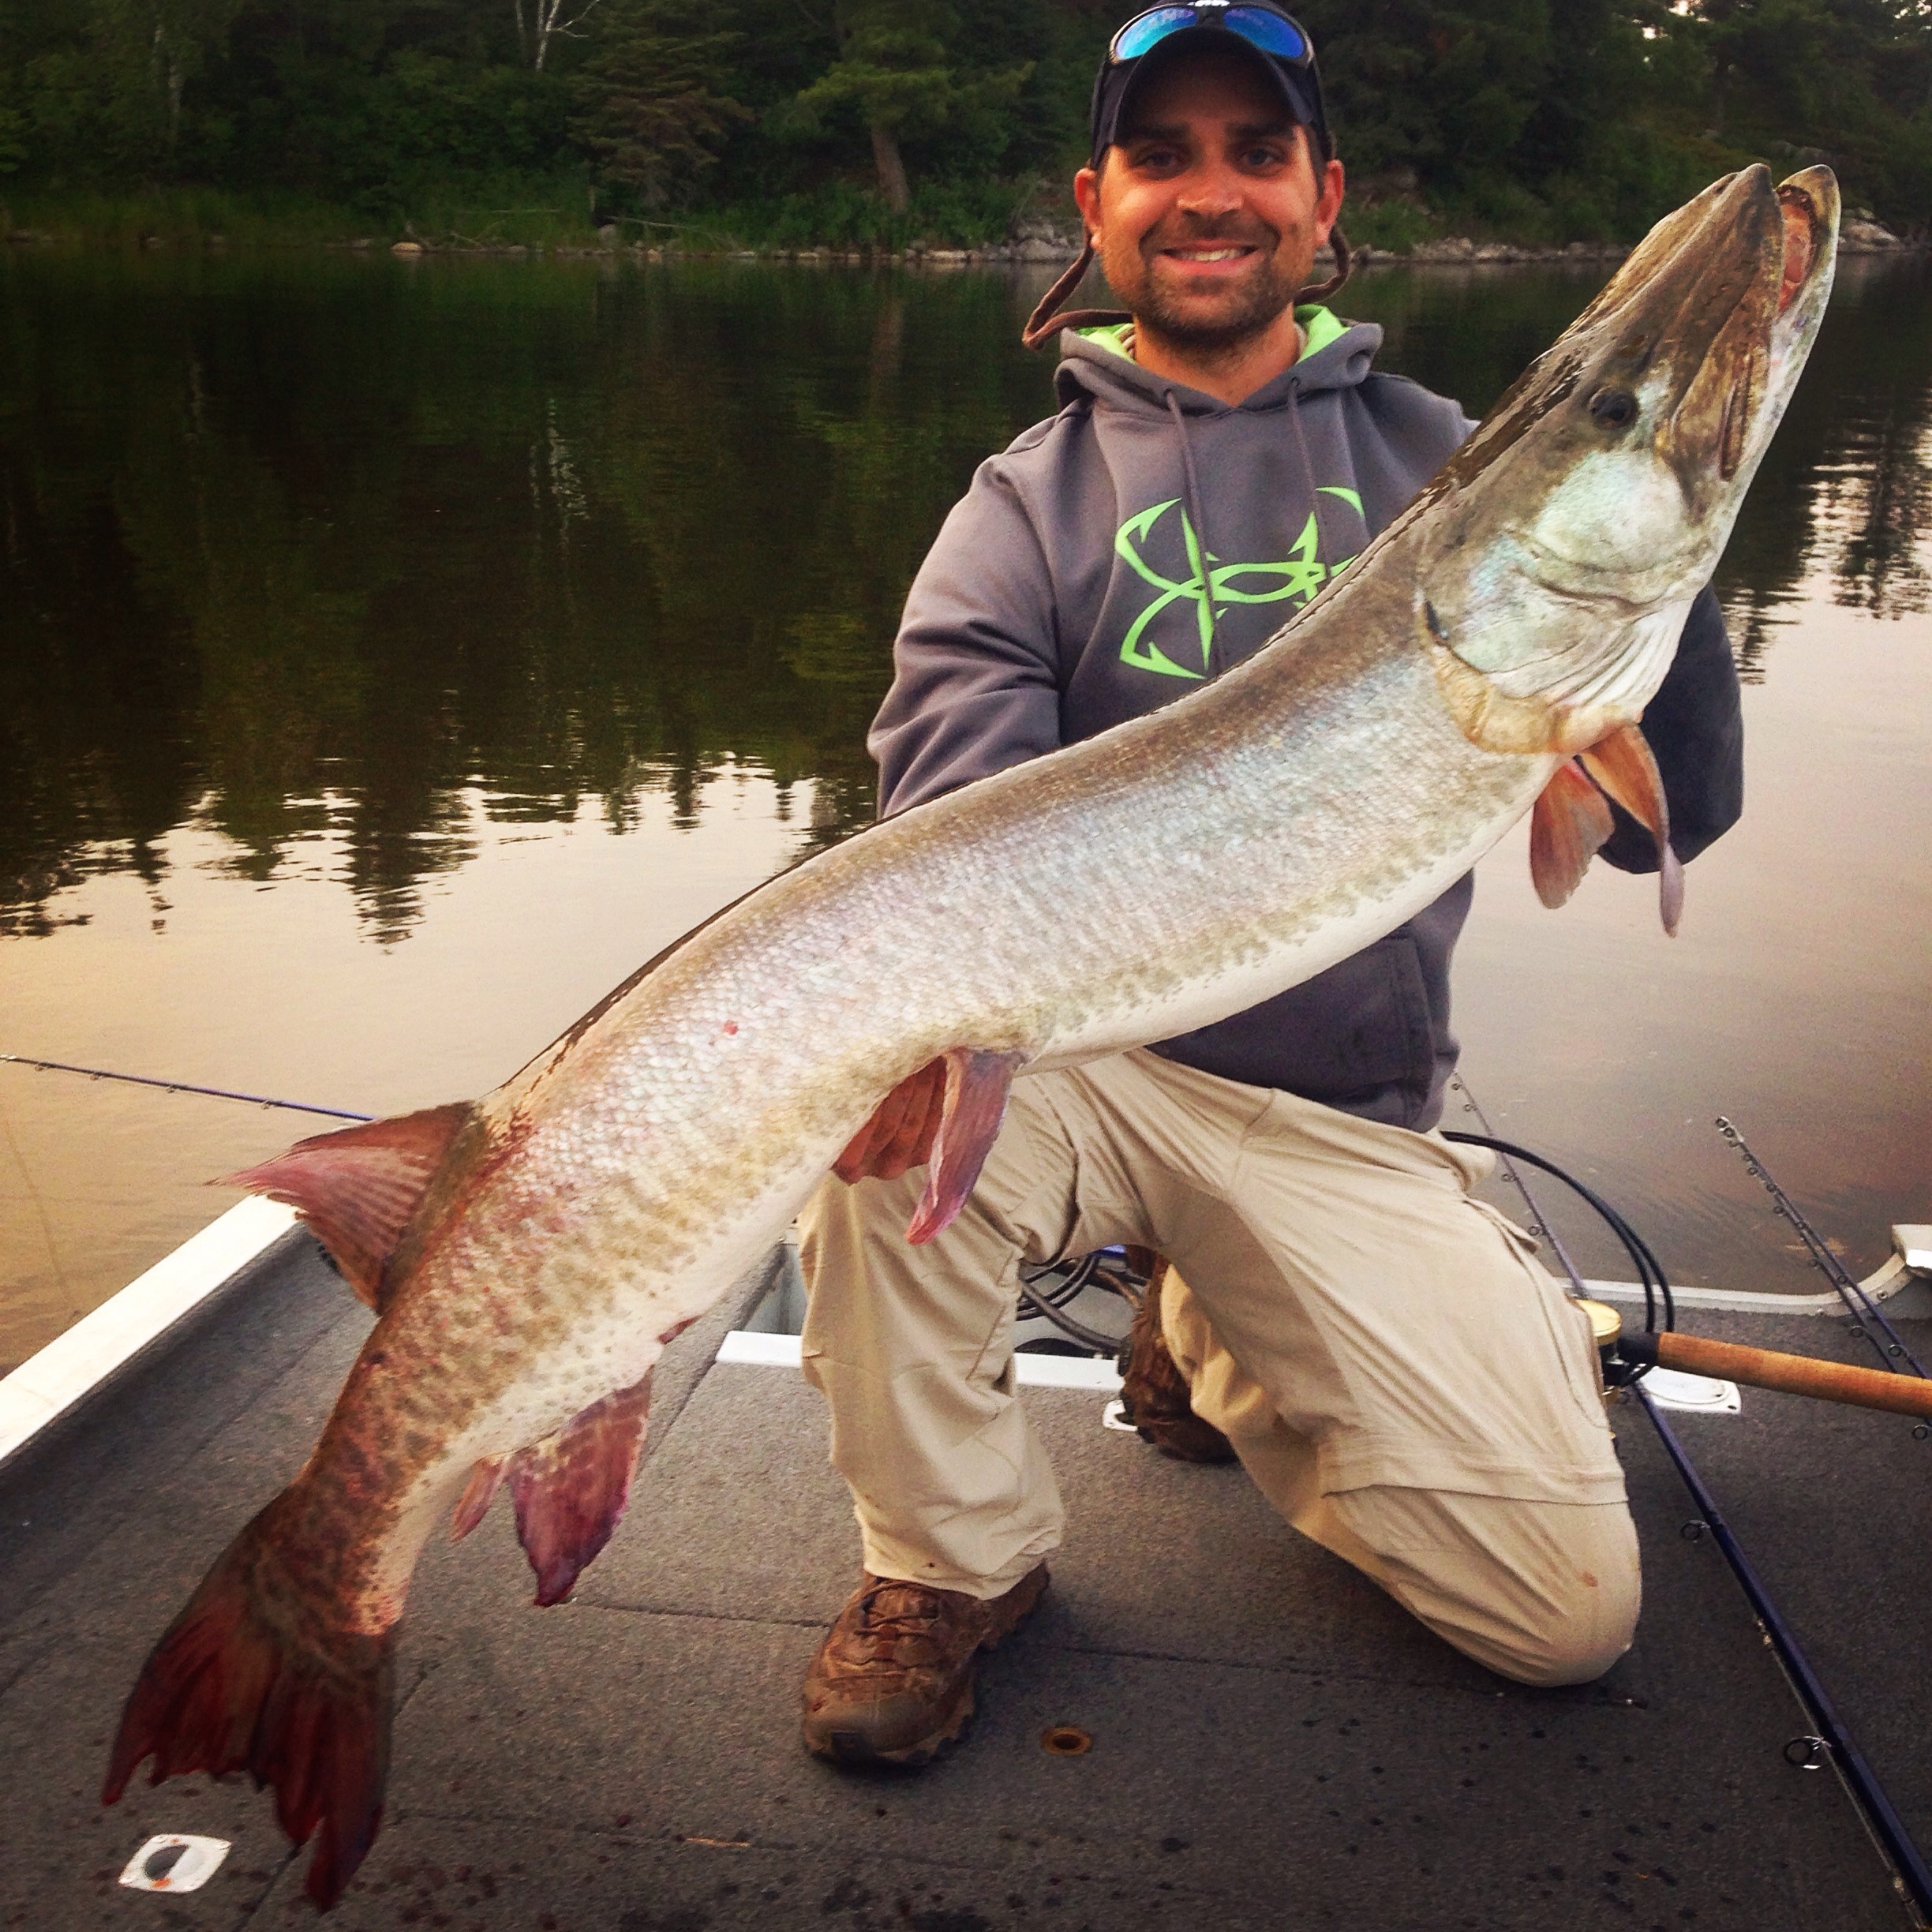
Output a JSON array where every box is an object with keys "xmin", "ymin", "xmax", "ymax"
[
  {"xmin": 1530, "ymin": 758, "xmax": 1616, "ymax": 910},
  {"xmin": 904, "ymin": 1048, "xmax": 1029, "ymax": 1247},
  {"xmin": 1579, "ymin": 723, "xmax": 1685, "ymax": 936},
  {"xmin": 507, "ymin": 1375, "xmax": 653, "ymax": 1606},
  {"xmin": 221, "ymin": 1101, "xmax": 475, "ymax": 1309}
]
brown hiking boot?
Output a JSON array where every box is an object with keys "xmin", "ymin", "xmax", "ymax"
[
  {"xmin": 1117, "ymin": 1259, "xmax": 1238, "ymax": 1464},
  {"xmin": 801, "ymin": 1564, "xmax": 1049, "ymax": 1767}
]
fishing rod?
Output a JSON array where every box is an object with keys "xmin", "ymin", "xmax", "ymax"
[
  {"xmin": 1448, "ymin": 1078, "xmax": 1932, "ymax": 1928},
  {"xmin": 9, "ymin": 1039, "xmax": 1928, "ymax": 1909},
  {"xmin": 0, "ymin": 1054, "xmax": 373, "ymax": 1123},
  {"xmin": 1638, "ymin": 1383, "xmax": 1932, "ymax": 1928},
  {"xmin": 1446, "ymin": 1092, "xmax": 1932, "ymax": 1428},
  {"xmin": 6, "ymin": 1050, "xmax": 1923, "ymax": 1421},
  {"xmin": 1717, "ymin": 1114, "xmax": 1929, "ymax": 1380}
]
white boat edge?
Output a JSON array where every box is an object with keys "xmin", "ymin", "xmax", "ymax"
[
  {"xmin": 0, "ymin": 1196, "xmax": 298, "ymax": 1474},
  {"xmin": 718, "ymin": 1327, "xmax": 1128, "ymax": 1390},
  {"xmin": 2, "ymin": 1208, "xmax": 1926, "ymax": 1477}
]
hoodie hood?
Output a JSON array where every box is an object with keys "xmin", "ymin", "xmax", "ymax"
[{"xmin": 1054, "ymin": 307, "xmax": 1384, "ymax": 416}]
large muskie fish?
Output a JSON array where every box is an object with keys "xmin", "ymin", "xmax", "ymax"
[{"xmin": 105, "ymin": 166, "xmax": 1838, "ymax": 1904}]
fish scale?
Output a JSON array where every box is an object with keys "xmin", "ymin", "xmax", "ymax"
[{"xmin": 102, "ymin": 162, "xmax": 1839, "ymax": 1909}]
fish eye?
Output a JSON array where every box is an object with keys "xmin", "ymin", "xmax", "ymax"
[{"xmin": 1587, "ymin": 386, "xmax": 1638, "ymax": 431}]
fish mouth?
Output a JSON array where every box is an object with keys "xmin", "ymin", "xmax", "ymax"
[
  {"xmin": 1583, "ymin": 163, "xmax": 1838, "ymax": 504},
  {"xmin": 1754, "ymin": 167, "xmax": 1839, "ymax": 460},
  {"xmin": 1404, "ymin": 163, "xmax": 1837, "ymax": 757}
]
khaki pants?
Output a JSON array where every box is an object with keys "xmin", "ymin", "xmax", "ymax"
[{"xmin": 798, "ymin": 1049, "xmax": 1639, "ymax": 1687}]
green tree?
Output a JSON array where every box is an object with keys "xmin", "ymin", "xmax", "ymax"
[
  {"xmin": 787, "ymin": 0, "xmax": 1029, "ymax": 212},
  {"xmin": 571, "ymin": 1, "xmax": 750, "ymax": 208}
]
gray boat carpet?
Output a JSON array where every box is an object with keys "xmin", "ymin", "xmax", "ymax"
[{"xmin": 0, "ymin": 1237, "xmax": 1923, "ymax": 1930}]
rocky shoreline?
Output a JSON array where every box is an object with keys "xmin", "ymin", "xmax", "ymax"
[
  {"xmin": 393, "ymin": 209, "xmax": 1922, "ymax": 266},
  {"xmin": 9, "ymin": 212, "xmax": 1919, "ymax": 265}
]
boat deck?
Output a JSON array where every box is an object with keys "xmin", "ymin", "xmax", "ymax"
[{"xmin": 5, "ymin": 1231, "xmax": 1930, "ymax": 1930}]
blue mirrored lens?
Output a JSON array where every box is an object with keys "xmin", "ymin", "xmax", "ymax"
[
  {"xmin": 1224, "ymin": 6, "xmax": 1307, "ymax": 58},
  {"xmin": 1114, "ymin": 6, "xmax": 1200, "ymax": 60}
]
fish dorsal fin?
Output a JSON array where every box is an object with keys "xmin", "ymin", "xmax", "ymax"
[
  {"xmin": 1578, "ymin": 723, "xmax": 1684, "ymax": 935},
  {"xmin": 904, "ymin": 1048, "xmax": 1029, "ymax": 1246},
  {"xmin": 1530, "ymin": 758, "xmax": 1616, "ymax": 910},
  {"xmin": 223, "ymin": 1102, "xmax": 474, "ymax": 1309},
  {"xmin": 504, "ymin": 1374, "xmax": 655, "ymax": 1604}
]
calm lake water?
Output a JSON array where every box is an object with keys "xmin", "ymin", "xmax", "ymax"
[{"xmin": 2, "ymin": 246, "xmax": 1927, "ymax": 1368}]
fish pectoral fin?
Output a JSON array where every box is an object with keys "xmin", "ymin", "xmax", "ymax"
[
  {"xmin": 1530, "ymin": 758, "xmax": 1616, "ymax": 909},
  {"xmin": 904, "ymin": 1048, "xmax": 1030, "ymax": 1247},
  {"xmin": 1578, "ymin": 723, "xmax": 1685, "ymax": 936},
  {"xmin": 221, "ymin": 1100, "xmax": 475, "ymax": 1309},
  {"xmin": 506, "ymin": 1373, "xmax": 653, "ymax": 1606}
]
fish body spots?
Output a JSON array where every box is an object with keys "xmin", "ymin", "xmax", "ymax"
[{"xmin": 720, "ymin": 1021, "xmax": 739, "ymax": 1036}]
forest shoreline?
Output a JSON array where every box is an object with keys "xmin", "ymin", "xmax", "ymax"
[
  {"xmin": 11, "ymin": 226, "xmax": 1916, "ymax": 268},
  {"xmin": 5, "ymin": 205, "xmax": 1920, "ymax": 268}
]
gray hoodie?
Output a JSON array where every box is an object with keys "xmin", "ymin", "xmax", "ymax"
[{"xmin": 869, "ymin": 314, "xmax": 1741, "ymax": 1129}]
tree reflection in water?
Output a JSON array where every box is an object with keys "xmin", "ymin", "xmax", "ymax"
[{"xmin": 1, "ymin": 249, "xmax": 1926, "ymax": 942}]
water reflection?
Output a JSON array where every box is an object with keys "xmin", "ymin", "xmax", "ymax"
[
  {"xmin": 2, "ymin": 246, "xmax": 1929, "ymax": 1364},
  {"xmin": 0, "ymin": 256, "xmax": 1043, "ymax": 940},
  {"xmin": 1702, "ymin": 257, "xmax": 1932, "ymax": 673},
  {"xmin": 3, "ymin": 251, "xmax": 1926, "ymax": 943}
]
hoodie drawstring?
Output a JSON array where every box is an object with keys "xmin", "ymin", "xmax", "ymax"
[
  {"xmin": 1282, "ymin": 373, "xmax": 1322, "ymax": 530},
  {"xmin": 1163, "ymin": 387, "xmax": 1219, "ymax": 666},
  {"xmin": 1164, "ymin": 371, "xmax": 1324, "ymax": 677}
]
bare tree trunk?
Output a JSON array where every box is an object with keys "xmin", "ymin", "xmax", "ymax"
[
  {"xmin": 871, "ymin": 122, "xmax": 910, "ymax": 214},
  {"xmin": 151, "ymin": 23, "xmax": 182, "ymax": 155},
  {"xmin": 526, "ymin": 0, "xmax": 601, "ymax": 72},
  {"xmin": 1707, "ymin": 62, "xmax": 1732, "ymax": 140}
]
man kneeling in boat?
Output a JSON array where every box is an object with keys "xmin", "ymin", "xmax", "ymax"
[{"xmin": 797, "ymin": 1, "xmax": 1743, "ymax": 1765}]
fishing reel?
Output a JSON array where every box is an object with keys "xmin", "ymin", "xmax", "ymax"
[{"xmin": 1572, "ymin": 1295, "xmax": 1663, "ymax": 1401}]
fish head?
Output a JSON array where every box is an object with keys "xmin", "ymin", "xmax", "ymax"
[{"xmin": 1413, "ymin": 163, "xmax": 1838, "ymax": 756}]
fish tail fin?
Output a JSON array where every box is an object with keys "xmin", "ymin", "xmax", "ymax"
[{"xmin": 102, "ymin": 1498, "xmax": 395, "ymax": 1910}]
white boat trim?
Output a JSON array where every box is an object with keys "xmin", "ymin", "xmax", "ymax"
[
  {"xmin": 717, "ymin": 1327, "xmax": 1125, "ymax": 1390},
  {"xmin": 0, "ymin": 1196, "xmax": 297, "ymax": 1473},
  {"xmin": 1, "ymin": 1210, "xmax": 1919, "ymax": 1480},
  {"xmin": 1583, "ymin": 1237, "xmax": 1930, "ymax": 1318}
]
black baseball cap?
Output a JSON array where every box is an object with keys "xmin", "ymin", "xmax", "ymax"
[
  {"xmin": 1090, "ymin": 4, "xmax": 1333, "ymax": 168},
  {"xmin": 1020, "ymin": 1, "xmax": 1348, "ymax": 349}
]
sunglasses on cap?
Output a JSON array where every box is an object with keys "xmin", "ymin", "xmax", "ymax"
[{"xmin": 1109, "ymin": 2, "xmax": 1314, "ymax": 67}]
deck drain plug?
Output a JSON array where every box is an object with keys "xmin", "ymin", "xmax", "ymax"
[
  {"xmin": 118, "ymin": 1835, "xmax": 231, "ymax": 1893},
  {"xmin": 1041, "ymin": 1725, "xmax": 1091, "ymax": 1756}
]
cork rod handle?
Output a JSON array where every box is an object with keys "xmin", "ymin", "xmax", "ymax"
[{"xmin": 1651, "ymin": 1331, "xmax": 1932, "ymax": 1420}]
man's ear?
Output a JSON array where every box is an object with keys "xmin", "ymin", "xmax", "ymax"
[
  {"xmin": 1073, "ymin": 163, "xmax": 1103, "ymax": 244},
  {"xmin": 1316, "ymin": 155, "xmax": 1346, "ymax": 245}
]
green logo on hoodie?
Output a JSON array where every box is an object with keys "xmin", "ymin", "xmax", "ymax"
[{"xmin": 1114, "ymin": 488, "xmax": 1363, "ymax": 680}]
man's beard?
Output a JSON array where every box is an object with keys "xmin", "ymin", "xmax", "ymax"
[{"xmin": 1117, "ymin": 220, "xmax": 1304, "ymax": 352}]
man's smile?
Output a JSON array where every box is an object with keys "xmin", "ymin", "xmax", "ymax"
[
  {"xmin": 1165, "ymin": 244, "xmax": 1254, "ymax": 260},
  {"xmin": 1151, "ymin": 237, "xmax": 1272, "ymax": 279}
]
